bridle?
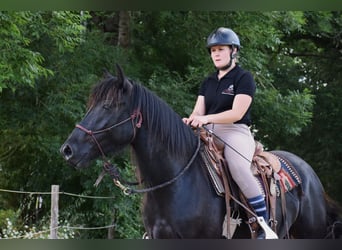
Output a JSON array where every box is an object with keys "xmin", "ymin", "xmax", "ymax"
[
  {"xmin": 75, "ymin": 110, "xmax": 142, "ymax": 191},
  {"xmin": 75, "ymin": 109, "xmax": 201, "ymax": 195},
  {"xmin": 76, "ymin": 109, "xmax": 143, "ymax": 159}
]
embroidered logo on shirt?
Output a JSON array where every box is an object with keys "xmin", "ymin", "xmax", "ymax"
[{"xmin": 221, "ymin": 84, "xmax": 234, "ymax": 95}]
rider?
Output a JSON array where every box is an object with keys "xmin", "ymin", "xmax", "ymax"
[{"xmin": 183, "ymin": 27, "xmax": 268, "ymax": 239}]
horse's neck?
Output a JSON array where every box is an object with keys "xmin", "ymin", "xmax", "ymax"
[{"xmin": 131, "ymin": 129, "xmax": 189, "ymax": 184}]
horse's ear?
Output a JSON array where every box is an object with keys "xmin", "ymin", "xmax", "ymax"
[
  {"xmin": 115, "ymin": 64, "xmax": 125, "ymax": 89},
  {"xmin": 115, "ymin": 64, "xmax": 132, "ymax": 92},
  {"xmin": 102, "ymin": 68, "xmax": 113, "ymax": 78}
]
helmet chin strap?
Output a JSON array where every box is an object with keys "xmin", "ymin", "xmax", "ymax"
[{"xmin": 216, "ymin": 51, "xmax": 236, "ymax": 71}]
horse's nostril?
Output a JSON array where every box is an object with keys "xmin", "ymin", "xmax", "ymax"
[{"xmin": 61, "ymin": 144, "xmax": 73, "ymax": 160}]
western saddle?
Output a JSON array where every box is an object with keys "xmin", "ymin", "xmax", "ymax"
[{"xmin": 198, "ymin": 128, "xmax": 284, "ymax": 239}]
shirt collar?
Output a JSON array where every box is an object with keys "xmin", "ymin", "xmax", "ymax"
[{"xmin": 208, "ymin": 65, "xmax": 239, "ymax": 81}]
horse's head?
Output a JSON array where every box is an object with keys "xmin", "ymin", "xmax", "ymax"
[{"xmin": 60, "ymin": 64, "xmax": 139, "ymax": 169}]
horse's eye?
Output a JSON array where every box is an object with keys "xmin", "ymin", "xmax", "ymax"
[
  {"xmin": 103, "ymin": 104, "xmax": 111, "ymax": 110},
  {"xmin": 103, "ymin": 99, "xmax": 113, "ymax": 110}
]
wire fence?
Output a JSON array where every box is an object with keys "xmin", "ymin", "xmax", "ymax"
[
  {"xmin": 0, "ymin": 188, "xmax": 116, "ymax": 199},
  {"xmin": 0, "ymin": 186, "xmax": 117, "ymax": 239}
]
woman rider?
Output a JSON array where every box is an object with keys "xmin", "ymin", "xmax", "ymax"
[{"xmin": 183, "ymin": 27, "xmax": 268, "ymax": 239}]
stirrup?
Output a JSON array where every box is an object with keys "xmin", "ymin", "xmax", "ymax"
[{"xmin": 256, "ymin": 217, "xmax": 278, "ymax": 239}]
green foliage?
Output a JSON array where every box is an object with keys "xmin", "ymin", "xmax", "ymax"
[
  {"xmin": 131, "ymin": 11, "xmax": 210, "ymax": 77},
  {"xmin": 145, "ymin": 68, "xmax": 195, "ymax": 117},
  {"xmin": 0, "ymin": 11, "xmax": 88, "ymax": 93},
  {"xmin": 0, "ymin": 12, "xmax": 51, "ymax": 92},
  {"xmin": 253, "ymin": 88, "xmax": 314, "ymax": 147},
  {"xmin": 274, "ymin": 11, "xmax": 342, "ymax": 202},
  {"xmin": 0, "ymin": 209, "xmax": 18, "ymax": 229}
]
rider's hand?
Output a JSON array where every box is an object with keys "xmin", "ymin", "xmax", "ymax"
[{"xmin": 183, "ymin": 115, "xmax": 209, "ymax": 128}]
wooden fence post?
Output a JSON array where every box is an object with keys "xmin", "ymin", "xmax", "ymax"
[{"xmin": 50, "ymin": 185, "xmax": 59, "ymax": 239}]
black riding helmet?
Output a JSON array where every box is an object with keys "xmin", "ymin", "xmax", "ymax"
[
  {"xmin": 206, "ymin": 27, "xmax": 241, "ymax": 52},
  {"xmin": 206, "ymin": 27, "xmax": 241, "ymax": 70}
]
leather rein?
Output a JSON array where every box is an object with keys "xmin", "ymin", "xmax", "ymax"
[{"xmin": 75, "ymin": 110, "xmax": 201, "ymax": 195}]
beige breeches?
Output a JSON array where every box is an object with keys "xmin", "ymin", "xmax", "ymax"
[{"xmin": 207, "ymin": 123, "xmax": 262, "ymax": 198}]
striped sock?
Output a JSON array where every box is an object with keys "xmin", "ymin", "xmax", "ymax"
[{"xmin": 247, "ymin": 195, "xmax": 268, "ymax": 222}]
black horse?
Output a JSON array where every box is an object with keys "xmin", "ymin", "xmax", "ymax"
[{"xmin": 60, "ymin": 65, "xmax": 342, "ymax": 239}]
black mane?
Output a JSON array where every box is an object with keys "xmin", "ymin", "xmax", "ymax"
[
  {"xmin": 130, "ymin": 82, "xmax": 197, "ymax": 159},
  {"xmin": 89, "ymin": 75, "xmax": 197, "ymax": 159}
]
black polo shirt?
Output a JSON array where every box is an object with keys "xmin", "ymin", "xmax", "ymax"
[{"xmin": 198, "ymin": 65, "xmax": 256, "ymax": 126}]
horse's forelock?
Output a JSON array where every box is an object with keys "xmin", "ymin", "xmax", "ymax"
[{"xmin": 87, "ymin": 76, "xmax": 124, "ymax": 108}]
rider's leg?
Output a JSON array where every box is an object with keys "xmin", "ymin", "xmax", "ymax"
[{"xmin": 211, "ymin": 124, "xmax": 268, "ymax": 238}]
